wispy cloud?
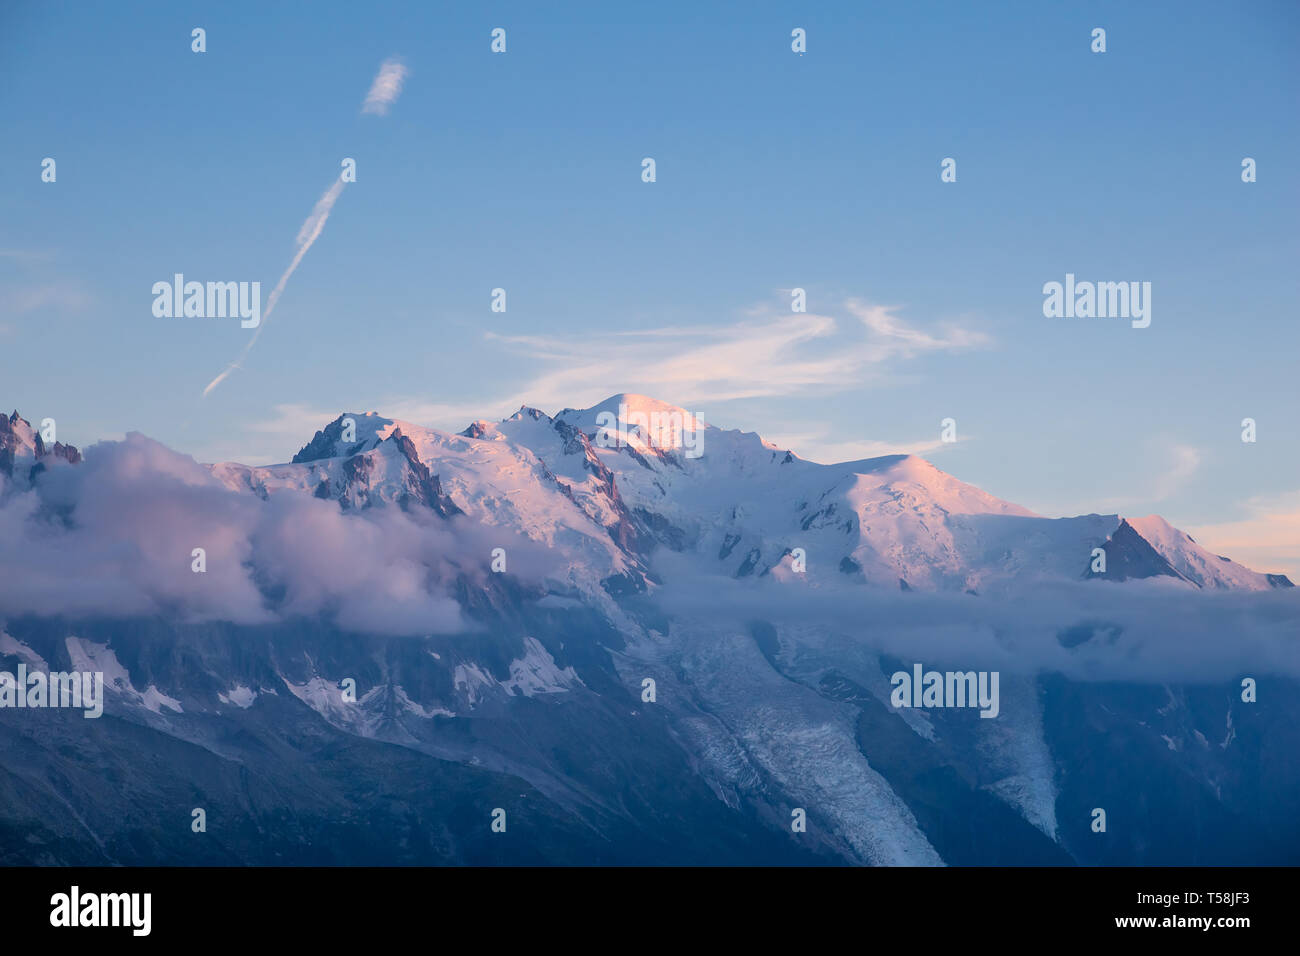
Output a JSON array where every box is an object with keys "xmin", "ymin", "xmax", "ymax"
[
  {"xmin": 193, "ymin": 298, "xmax": 986, "ymax": 464},
  {"xmin": 1151, "ymin": 444, "xmax": 1202, "ymax": 501},
  {"xmin": 1091, "ymin": 442, "xmax": 1203, "ymax": 512},
  {"xmin": 759, "ymin": 430, "xmax": 951, "ymax": 465},
  {"xmin": 362, "ymin": 57, "xmax": 407, "ymax": 115},
  {"xmin": 0, "ymin": 249, "xmax": 91, "ymax": 317},
  {"xmin": 1186, "ymin": 490, "xmax": 1300, "ymax": 579},
  {"xmin": 0, "ymin": 283, "xmax": 92, "ymax": 314},
  {"xmin": 224, "ymin": 297, "xmax": 989, "ymax": 465},
  {"xmin": 482, "ymin": 298, "xmax": 989, "ymax": 412}
]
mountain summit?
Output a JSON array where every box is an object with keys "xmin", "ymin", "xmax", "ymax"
[
  {"xmin": 2, "ymin": 398, "xmax": 1288, "ymax": 594},
  {"xmin": 209, "ymin": 394, "xmax": 1289, "ymax": 595},
  {"xmin": 1, "ymin": 395, "xmax": 1296, "ymax": 867}
]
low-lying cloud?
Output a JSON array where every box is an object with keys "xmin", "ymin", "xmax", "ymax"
[
  {"xmin": 647, "ymin": 552, "xmax": 1300, "ymax": 684},
  {"xmin": 0, "ymin": 434, "xmax": 544, "ymax": 636}
]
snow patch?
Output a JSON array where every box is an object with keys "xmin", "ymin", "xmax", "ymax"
[
  {"xmin": 452, "ymin": 663, "xmax": 495, "ymax": 705},
  {"xmin": 454, "ymin": 638, "xmax": 582, "ymax": 704},
  {"xmin": 501, "ymin": 637, "xmax": 582, "ymax": 697},
  {"xmin": 0, "ymin": 632, "xmax": 47, "ymax": 670},
  {"xmin": 218, "ymin": 684, "xmax": 257, "ymax": 708},
  {"xmin": 64, "ymin": 636, "xmax": 183, "ymax": 714}
]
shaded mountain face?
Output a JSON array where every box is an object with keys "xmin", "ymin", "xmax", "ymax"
[
  {"xmin": 1086, "ymin": 519, "xmax": 1188, "ymax": 584},
  {"xmin": 0, "ymin": 398, "xmax": 1296, "ymax": 865}
]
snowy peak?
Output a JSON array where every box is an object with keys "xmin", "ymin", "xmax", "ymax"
[
  {"xmin": 0, "ymin": 410, "xmax": 82, "ymax": 487},
  {"xmin": 1087, "ymin": 518, "xmax": 1190, "ymax": 585},
  {"xmin": 840, "ymin": 454, "xmax": 1038, "ymax": 520},
  {"xmin": 1, "ymin": 411, "xmax": 37, "ymax": 458},
  {"xmin": 437, "ymin": 396, "xmax": 1282, "ymax": 593},
  {"xmin": 291, "ymin": 411, "xmax": 405, "ymax": 463},
  {"xmin": 561, "ymin": 393, "xmax": 705, "ymax": 431},
  {"xmin": 217, "ymin": 412, "xmax": 459, "ymax": 516},
  {"xmin": 4, "ymin": 399, "xmax": 1285, "ymax": 597},
  {"xmin": 0, "ymin": 411, "xmax": 38, "ymax": 481},
  {"xmin": 1080, "ymin": 515, "xmax": 1291, "ymax": 592},
  {"xmin": 1120, "ymin": 515, "xmax": 1293, "ymax": 590},
  {"xmin": 556, "ymin": 393, "xmax": 706, "ymax": 459}
]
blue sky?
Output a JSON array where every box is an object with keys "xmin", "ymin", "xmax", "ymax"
[{"xmin": 2, "ymin": 0, "xmax": 1297, "ymax": 574}]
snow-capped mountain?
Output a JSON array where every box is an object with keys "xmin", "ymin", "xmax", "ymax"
[
  {"xmin": 202, "ymin": 394, "xmax": 1289, "ymax": 596},
  {"xmin": 0, "ymin": 410, "xmax": 81, "ymax": 487},
  {"xmin": 1, "ymin": 397, "xmax": 1296, "ymax": 866}
]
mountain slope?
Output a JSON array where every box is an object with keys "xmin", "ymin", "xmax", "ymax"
[
  {"xmin": 205, "ymin": 396, "xmax": 1286, "ymax": 594},
  {"xmin": 1, "ymin": 398, "xmax": 1296, "ymax": 865}
]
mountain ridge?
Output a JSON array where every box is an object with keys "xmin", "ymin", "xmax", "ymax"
[
  {"xmin": 2, "ymin": 399, "xmax": 1291, "ymax": 593},
  {"xmin": 2, "ymin": 396, "xmax": 1297, "ymax": 866}
]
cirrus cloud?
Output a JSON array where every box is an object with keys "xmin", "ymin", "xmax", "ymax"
[{"xmin": 362, "ymin": 57, "xmax": 408, "ymax": 115}]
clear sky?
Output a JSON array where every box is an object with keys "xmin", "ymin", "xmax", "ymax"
[{"xmin": 2, "ymin": 0, "xmax": 1297, "ymax": 576}]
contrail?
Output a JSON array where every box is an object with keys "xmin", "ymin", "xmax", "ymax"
[
  {"xmin": 203, "ymin": 56, "xmax": 406, "ymax": 398},
  {"xmin": 202, "ymin": 179, "xmax": 345, "ymax": 397}
]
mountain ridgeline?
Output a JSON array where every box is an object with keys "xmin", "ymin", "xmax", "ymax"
[{"xmin": 0, "ymin": 395, "xmax": 1296, "ymax": 865}]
